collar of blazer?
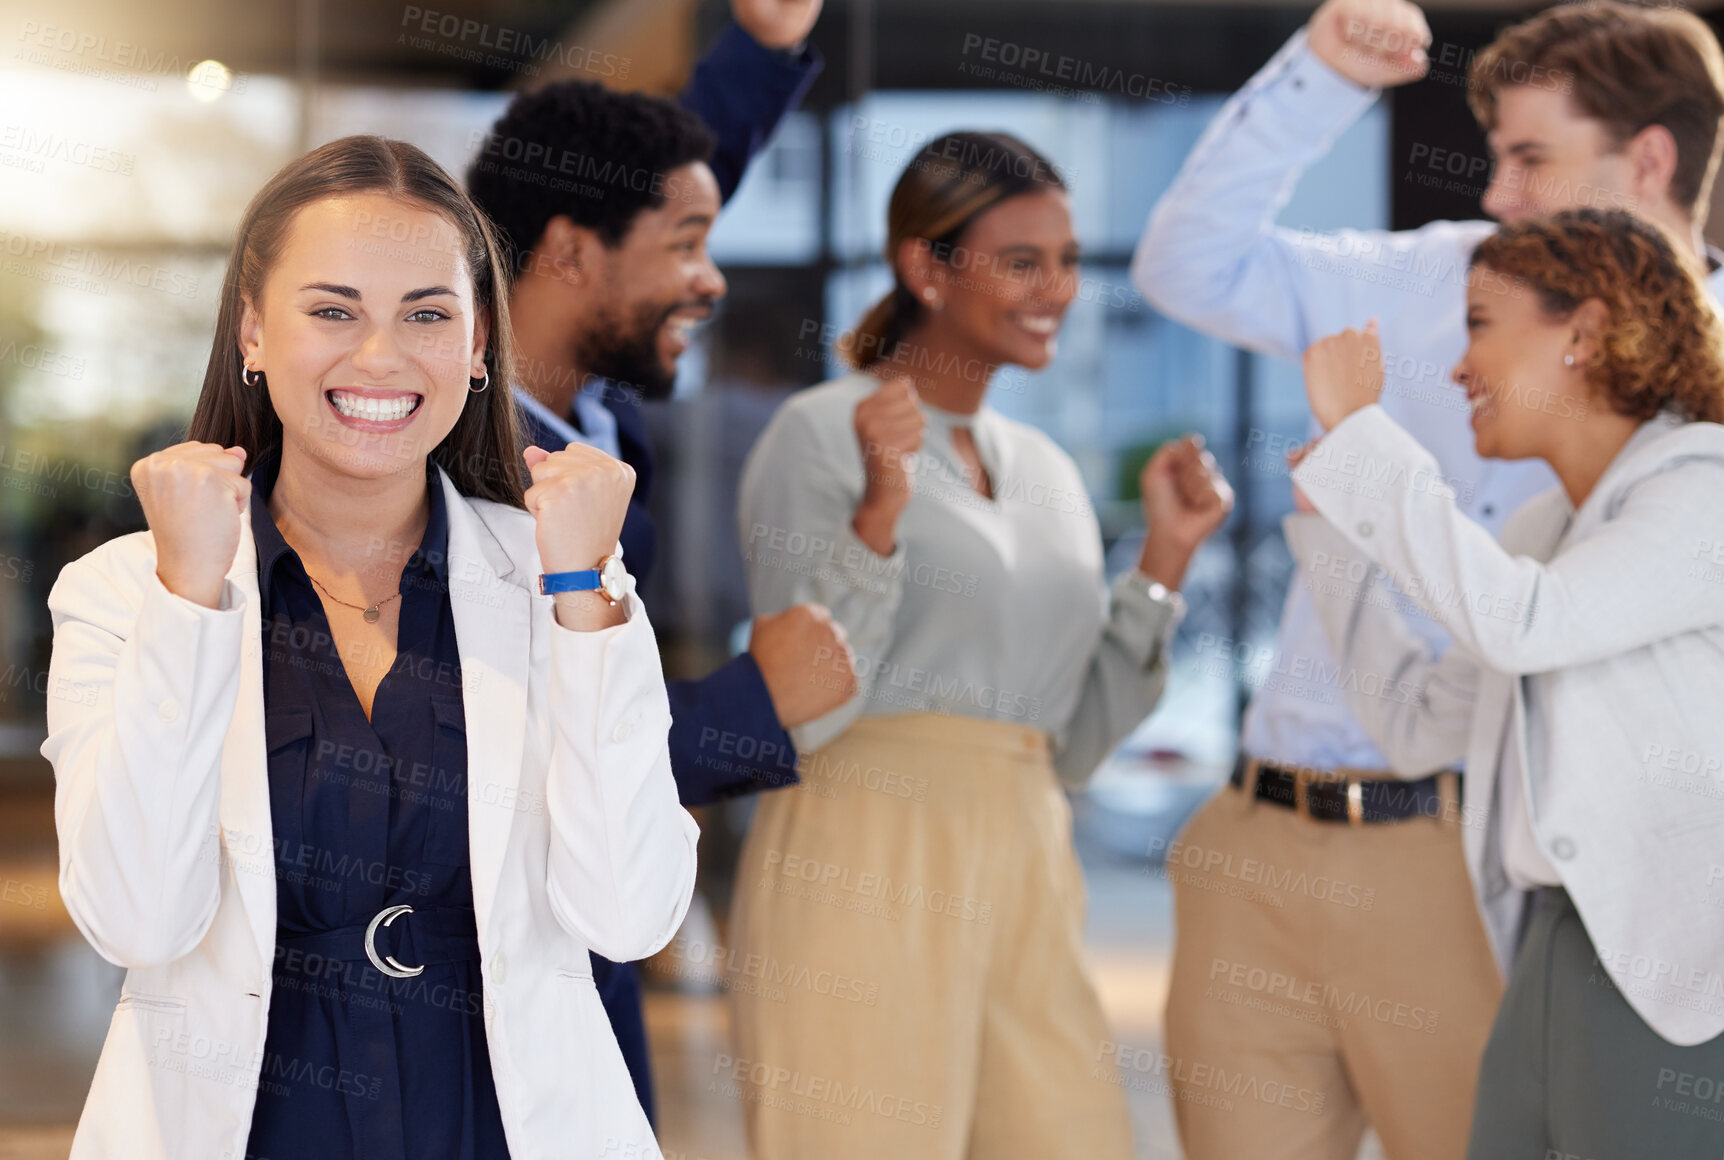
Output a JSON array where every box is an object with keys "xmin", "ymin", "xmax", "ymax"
[
  {"xmin": 216, "ymin": 466, "xmax": 535, "ymax": 971},
  {"xmin": 1566, "ymin": 412, "xmax": 1724, "ymax": 539}
]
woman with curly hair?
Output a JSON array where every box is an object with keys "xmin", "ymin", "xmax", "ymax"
[{"xmin": 1289, "ymin": 206, "xmax": 1724, "ymax": 1157}]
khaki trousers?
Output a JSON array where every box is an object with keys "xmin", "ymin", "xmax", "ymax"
[
  {"xmin": 1164, "ymin": 774, "xmax": 1502, "ymax": 1160},
  {"xmin": 726, "ymin": 712, "xmax": 1134, "ymax": 1160}
]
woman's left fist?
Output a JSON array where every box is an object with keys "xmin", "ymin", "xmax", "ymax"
[
  {"xmin": 522, "ymin": 444, "xmax": 636, "ymax": 574},
  {"xmin": 1141, "ymin": 435, "xmax": 1235, "ymax": 553},
  {"xmin": 1302, "ymin": 319, "xmax": 1385, "ymax": 430}
]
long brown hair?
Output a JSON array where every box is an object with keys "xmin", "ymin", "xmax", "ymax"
[
  {"xmin": 189, "ymin": 134, "xmax": 524, "ymax": 506},
  {"xmin": 1471, "ymin": 207, "xmax": 1724, "ymax": 423},
  {"xmin": 841, "ymin": 131, "xmax": 1067, "ymax": 370}
]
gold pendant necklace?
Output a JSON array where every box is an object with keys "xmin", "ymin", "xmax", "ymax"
[{"xmin": 305, "ymin": 571, "xmax": 401, "ymax": 624}]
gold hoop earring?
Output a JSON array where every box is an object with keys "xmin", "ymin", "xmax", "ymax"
[
  {"xmin": 469, "ymin": 369, "xmax": 491, "ymax": 394},
  {"xmin": 242, "ymin": 365, "xmax": 263, "ymax": 387}
]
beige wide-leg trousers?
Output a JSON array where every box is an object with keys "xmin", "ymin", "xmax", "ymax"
[{"xmin": 726, "ymin": 712, "xmax": 1134, "ymax": 1160}]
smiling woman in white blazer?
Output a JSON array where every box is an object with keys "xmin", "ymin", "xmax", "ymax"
[
  {"xmin": 1289, "ymin": 208, "xmax": 1724, "ymax": 1159},
  {"xmin": 40, "ymin": 136, "xmax": 697, "ymax": 1160}
]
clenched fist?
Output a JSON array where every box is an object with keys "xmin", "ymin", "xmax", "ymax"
[
  {"xmin": 851, "ymin": 377, "xmax": 925, "ymax": 556},
  {"xmin": 1303, "ymin": 320, "xmax": 1385, "ymax": 431},
  {"xmin": 132, "ymin": 442, "xmax": 251, "ymax": 609},
  {"xmin": 523, "ymin": 443, "xmax": 637, "ymax": 630},
  {"xmin": 1137, "ymin": 435, "xmax": 1235, "ymax": 591},
  {"xmin": 1307, "ymin": 0, "xmax": 1431, "ymax": 89},
  {"xmin": 749, "ymin": 603, "xmax": 858, "ymax": 728},
  {"xmin": 732, "ymin": 0, "xmax": 823, "ymax": 51}
]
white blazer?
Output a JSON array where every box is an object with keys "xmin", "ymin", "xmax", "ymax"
[
  {"xmin": 40, "ymin": 467, "xmax": 699, "ymax": 1159},
  {"xmin": 1289, "ymin": 406, "xmax": 1724, "ymax": 1046}
]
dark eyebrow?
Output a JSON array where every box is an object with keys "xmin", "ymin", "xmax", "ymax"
[
  {"xmin": 297, "ymin": 283, "xmax": 456, "ymax": 303},
  {"xmin": 673, "ymin": 212, "xmax": 714, "ymax": 230}
]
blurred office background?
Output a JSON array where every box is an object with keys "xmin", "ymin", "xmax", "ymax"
[{"xmin": 3, "ymin": 0, "xmax": 1722, "ymax": 1155}]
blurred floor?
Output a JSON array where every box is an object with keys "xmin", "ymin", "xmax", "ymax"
[{"xmin": 0, "ymin": 791, "xmax": 1382, "ymax": 1160}]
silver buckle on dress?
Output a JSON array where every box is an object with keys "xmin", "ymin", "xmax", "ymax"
[{"xmin": 364, "ymin": 904, "xmax": 425, "ymax": 978}]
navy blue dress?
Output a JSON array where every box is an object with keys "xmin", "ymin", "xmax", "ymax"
[{"xmin": 244, "ymin": 453, "xmax": 509, "ymax": 1160}]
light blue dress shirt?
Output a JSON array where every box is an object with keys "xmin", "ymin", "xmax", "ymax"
[
  {"xmin": 513, "ymin": 380, "xmax": 622, "ymax": 461},
  {"xmin": 1132, "ymin": 30, "xmax": 1724, "ymax": 773}
]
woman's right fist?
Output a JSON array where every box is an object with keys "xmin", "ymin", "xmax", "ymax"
[
  {"xmin": 131, "ymin": 442, "xmax": 251, "ymax": 609},
  {"xmin": 850, "ymin": 377, "xmax": 925, "ymax": 556},
  {"xmin": 854, "ymin": 377, "xmax": 925, "ymax": 508}
]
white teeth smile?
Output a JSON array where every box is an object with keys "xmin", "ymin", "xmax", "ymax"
[
  {"xmin": 329, "ymin": 391, "xmax": 421, "ymax": 422},
  {"xmin": 1014, "ymin": 315, "xmax": 1059, "ymax": 336}
]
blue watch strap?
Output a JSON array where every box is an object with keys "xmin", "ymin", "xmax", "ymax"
[{"xmin": 539, "ymin": 569, "xmax": 602, "ymax": 595}]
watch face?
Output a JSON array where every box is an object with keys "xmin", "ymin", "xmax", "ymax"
[{"xmin": 600, "ymin": 555, "xmax": 629, "ymax": 602}]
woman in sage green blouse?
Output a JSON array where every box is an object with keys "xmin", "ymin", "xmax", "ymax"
[{"xmin": 730, "ymin": 131, "xmax": 1234, "ymax": 1160}]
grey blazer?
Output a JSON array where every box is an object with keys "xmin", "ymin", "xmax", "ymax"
[{"xmin": 1289, "ymin": 406, "xmax": 1724, "ymax": 1046}]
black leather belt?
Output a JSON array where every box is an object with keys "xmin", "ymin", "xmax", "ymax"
[{"xmin": 1230, "ymin": 755, "xmax": 1459, "ymax": 826}]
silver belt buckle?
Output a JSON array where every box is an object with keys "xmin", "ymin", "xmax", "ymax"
[{"xmin": 364, "ymin": 904, "xmax": 425, "ymax": 978}]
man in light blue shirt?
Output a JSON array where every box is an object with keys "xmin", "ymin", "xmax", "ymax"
[{"xmin": 1133, "ymin": 0, "xmax": 1724, "ymax": 1156}]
